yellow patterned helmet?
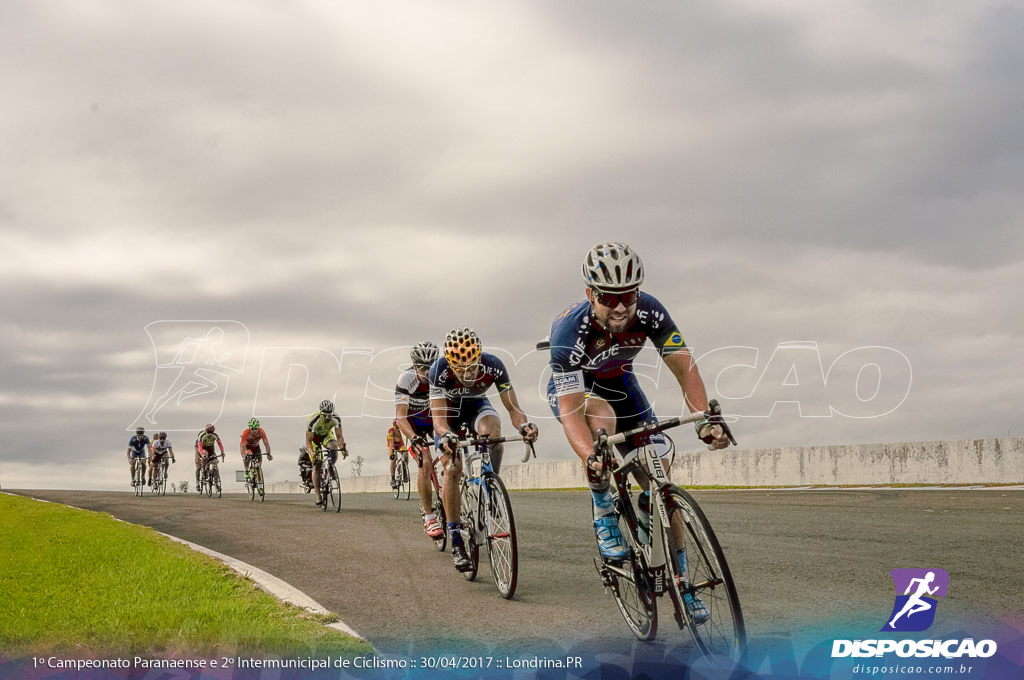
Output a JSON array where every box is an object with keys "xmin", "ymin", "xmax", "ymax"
[{"xmin": 444, "ymin": 328, "xmax": 482, "ymax": 368}]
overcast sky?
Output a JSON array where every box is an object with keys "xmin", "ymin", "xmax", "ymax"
[{"xmin": 2, "ymin": 1, "xmax": 1022, "ymax": 491}]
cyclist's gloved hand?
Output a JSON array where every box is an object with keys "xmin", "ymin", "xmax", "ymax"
[
  {"xmin": 339, "ymin": 444, "xmax": 349, "ymax": 458},
  {"xmin": 697, "ymin": 421, "xmax": 730, "ymax": 451},
  {"xmin": 440, "ymin": 431, "xmax": 459, "ymax": 454},
  {"xmin": 518, "ymin": 422, "xmax": 538, "ymax": 443}
]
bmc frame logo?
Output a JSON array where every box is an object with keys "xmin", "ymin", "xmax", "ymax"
[{"xmin": 881, "ymin": 568, "xmax": 950, "ymax": 632}]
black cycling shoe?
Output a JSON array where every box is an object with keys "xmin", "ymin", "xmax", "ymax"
[{"xmin": 451, "ymin": 544, "xmax": 472, "ymax": 572}]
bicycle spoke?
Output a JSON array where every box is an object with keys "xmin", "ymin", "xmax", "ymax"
[{"xmin": 664, "ymin": 488, "xmax": 745, "ymax": 661}]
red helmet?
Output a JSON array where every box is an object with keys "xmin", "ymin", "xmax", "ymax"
[{"xmin": 205, "ymin": 424, "xmax": 215, "ymax": 433}]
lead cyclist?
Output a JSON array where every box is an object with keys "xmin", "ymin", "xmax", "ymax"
[{"xmin": 546, "ymin": 242, "xmax": 731, "ymax": 623}]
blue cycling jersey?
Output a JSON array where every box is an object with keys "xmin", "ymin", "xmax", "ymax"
[
  {"xmin": 429, "ymin": 352, "xmax": 512, "ymax": 430},
  {"xmin": 546, "ymin": 292, "xmax": 687, "ymax": 427},
  {"xmin": 429, "ymin": 352, "xmax": 513, "ymax": 402},
  {"xmin": 127, "ymin": 435, "xmax": 150, "ymax": 457}
]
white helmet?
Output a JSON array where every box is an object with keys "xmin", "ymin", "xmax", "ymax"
[
  {"xmin": 582, "ymin": 242, "xmax": 644, "ymax": 291},
  {"xmin": 410, "ymin": 341, "xmax": 439, "ymax": 368}
]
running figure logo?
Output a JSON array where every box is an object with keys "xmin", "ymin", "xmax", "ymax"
[
  {"xmin": 881, "ymin": 568, "xmax": 950, "ymax": 632},
  {"xmin": 134, "ymin": 321, "xmax": 250, "ymax": 431}
]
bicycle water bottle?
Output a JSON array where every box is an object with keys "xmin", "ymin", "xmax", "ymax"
[{"xmin": 637, "ymin": 490, "xmax": 651, "ymax": 545}]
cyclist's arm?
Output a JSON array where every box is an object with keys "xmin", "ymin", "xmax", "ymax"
[
  {"xmin": 430, "ymin": 395, "xmax": 451, "ymax": 440},
  {"xmin": 394, "ymin": 403, "xmax": 417, "ymax": 440},
  {"xmin": 260, "ymin": 429, "xmax": 270, "ymax": 455},
  {"xmin": 498, "ymin": 386, "xmax": 529, "ymax": 432},
  {"xmin": 239, "ymin": 433, "xmax": 247, "ymax": 457},
  {"xmin": 557, "ymin": 391, "xmax": 598, "ymax": 465},
  {"xmin": 663, "ymin": 349, "xmax": 729, "ymax": 449},
  {"xmin": 663, "ymin": 348, "xmax": 709, "ymax": 414}
]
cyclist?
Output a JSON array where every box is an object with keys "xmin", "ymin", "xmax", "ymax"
[
  {"xmin": 305, "ymin": 399, "xmax": 349, "ymax": 507},
  {"xmin": 126, "ymin": 426, "xmax": 151, "ymax": 487},
  {"xmin": 149, "ymin": 432, "xmax": 175, "ymax": 487},
  {"xmin": 546, "ymin": 242, "xmax": 730, "ymax": 623},
  {"xmin": 297, "ymin": 446, "xmax": 314, "ymax": 492},
  {"xmin": 194, "ymin": 423, "xmax": 225, "ymax": 491},
  {"xmin": 386, "ymin": 419, "xmax": 406, "ymax": 489},
  {"xmin": 396, "ymin": 340, "xmax": 444, "ymax": 540},
  {"xmin": 240, "ymin": 418, "xmax": 273, "ymax": 496},
  {"xmin": 431, "ymin": 328, "xmax": 538, "ymax": 572}
]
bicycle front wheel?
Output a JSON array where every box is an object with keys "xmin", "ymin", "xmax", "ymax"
[
  {"xmin": 213, "ymin": 468, "xmax": 222, "ymax": 498},
  {"xmin": 205, "ymin": 471, "xmax": 213, "ymax": 497},
  {"xmin": 247, "ymin": 465, "xmax": 256, "ymax": 501},
  {"xmin": 663, "ymin": 487, "xmax": 745, "ymax": 660},
  {"xmin": 329, "ymin": 465, "xmax": 341, "ymax": 512},
  {"xmin": 401, "ymin": 460, "xmax": 411, "ymax": 500},
  {"xmin": 431, "ymin": 474, "xmax": 447, "ymax": 552},
  {"xmin": 483, "ymin": 474, "xmax": 518, "ymax": 599},
  {"xmin": 255, "ymin": 465, "xmax": 265, "ymax": 502}
]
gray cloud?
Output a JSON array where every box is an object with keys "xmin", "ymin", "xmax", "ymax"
[{"xmin": 1, "ymin": 1, "xmax": 1022, "ymax": 490}]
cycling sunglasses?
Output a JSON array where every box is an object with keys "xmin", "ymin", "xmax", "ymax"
[{"xmin": 592, "ymin": 288, "xmax": 639, "ymax": 308}]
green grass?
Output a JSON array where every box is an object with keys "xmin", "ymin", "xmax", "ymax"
[{"xmin": 0, "ymin": 494, "xmax": 373, "ymax": 659}]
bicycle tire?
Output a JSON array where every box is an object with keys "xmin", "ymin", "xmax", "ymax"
[
  {"xmin": 135, "ymin": 461, "xmax": 144, "ymax": 496},
  {"xmin": 329, "ymin": 465, "xmax": 341, "ymax": 512},
  {"xmin": 484, "ymin": 474, "xmax": 518, "ymax": 599},
  {"xmin": 392, "ymin": 460, "xmax": 401, "ymax": 500},
  {"xmin": 602, "ymin": 511, "xmax": 658, "ymax": 641},
  {"xmin": 431, "ymin": 474, "xmax": 448, "ymax": 552},
  {"xmin": 662, "ymin": 487, "xmax": 745, "ymax": 660},
  {"xmin": 256, "ymin": 465, "xmax": 265, "ymax": 502},
  {"xmin": 401, "ymin": 459, "xmax": 411, "ymax": 500},
  {"xmin": 460, "ymin": 479, "xmax": 480, "ymax": 581},
  {"xmin": 247, "ymin": 463, "xmax": 256, "ymax": 501}
]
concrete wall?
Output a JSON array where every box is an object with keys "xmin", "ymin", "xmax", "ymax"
[{"xmin": 298, "ymin": 437, "xmax": 1023, "ymax": 494}]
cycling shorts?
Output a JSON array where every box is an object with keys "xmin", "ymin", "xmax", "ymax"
[
  {"xmin": 547, "ymin": 372, "xmax": 670, "ymax": 456},
  {"xmin": 440, "ymin": 397, "xmax": 499, "ymax": 439}
]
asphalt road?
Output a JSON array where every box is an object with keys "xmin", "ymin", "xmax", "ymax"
[{"xmin": 13, "ymin": 486, "xmax": 1023, "ymax": 664}]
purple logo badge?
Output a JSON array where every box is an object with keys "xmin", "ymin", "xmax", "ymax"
[{"xmin": 881, "ymin": 568, "xmax": 950, "ymax": 632}]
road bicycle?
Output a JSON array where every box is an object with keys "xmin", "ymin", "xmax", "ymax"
[
  {"xmin": 592, "ymin": 399, "xmax": 745, "ymax": 661},
  {"xmin": 131, "ymin": 457, "xmax": 146, "ymax": 496},
  {"xmin": 150, "ymin": 456, "xmax": 170, "ymax": 496},
  {"xmin": 392, "ymin": 450, "xmax": 411, "ymax": 501},
  {"xmin": 199, "ymin": 454, "xmax": 223, "ymax": 498},
  {"xmin": 452, "ymin": 431, "xmax": 535, "ymax": 600},
  {"xmin": 315, "ymin": 446, "xmax": 342, "ymax": 512},
  {"xmin": 245, "ymin": 454, "xmax": 267, "ymax": 502}
]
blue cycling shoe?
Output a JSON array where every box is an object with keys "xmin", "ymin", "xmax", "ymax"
[{"xmin": 594, "ymin": 516, "xmax": 631, "ymax": 561}]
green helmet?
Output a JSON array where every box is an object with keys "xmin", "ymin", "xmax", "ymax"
[{"xmin": 248, "ymin": 418, "xmax": 260, "ymax": 430}]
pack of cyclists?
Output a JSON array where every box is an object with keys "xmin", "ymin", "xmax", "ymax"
[{"xmin": 124, "ymin": 242, "xmax": 734, "ymax": 598}]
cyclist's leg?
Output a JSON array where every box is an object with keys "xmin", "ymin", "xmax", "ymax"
[
  {"xmin": 310, "ymin": 435, "xmax": 324, "ymax": 502},
  {"xmin": 389, "ymin": 450, "xmax": 398, "ymax": 487},
  {"xmin": 472, "ymin": 402, "xmax": 503, "ymax": 473}
]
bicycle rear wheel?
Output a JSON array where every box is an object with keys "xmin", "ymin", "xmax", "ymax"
[
  {"xmin": 484, "ymin": 474, "xmax": 518, "ymax": 599},
  {"xmin": 663, "ymin": 487, "xmax": 745, "ymax": 660}
]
